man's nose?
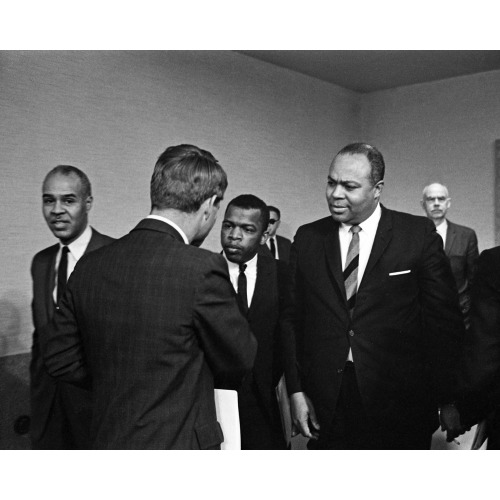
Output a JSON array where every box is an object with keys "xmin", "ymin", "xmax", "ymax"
[
  {"xmin": 332, "ymin": 185, "xmax": 345, "ymax": 198},
  {"xmin": 51, "ymin": 200, "xmax": 64, "ymax": 213},
  {"xmin": 229, "ymin": 228, "xmax": 242, "ymax": 239}
]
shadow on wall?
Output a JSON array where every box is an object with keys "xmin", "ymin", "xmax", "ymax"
[
  {"xmin": 0, "ymin": 300, "xmax": 31, "ymax": 449},
  {"xmin": 0, "ymin": 299, "xmax": 26, "ymax": 357},
  {"xmin": 0, "ymin": 353, "xmax": 31, "ymax": 449}
]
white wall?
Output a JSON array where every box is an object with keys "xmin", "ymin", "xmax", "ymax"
[
  {"xmin": 360, "ymin": 70, "xmax": 500, "ymax": 252},
  {"xmin": 0, "ymin": 50, "xmax": 359, "ymax": 356}
]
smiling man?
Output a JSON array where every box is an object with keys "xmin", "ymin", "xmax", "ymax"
[
  {"xmin": 284, "ymin": 143, "xmax": 465, "ymax": 449},
  {"xmin": 30, "ymin": 165, "xmax": 114, "ymax": 449},
  {"xmin": 220, "ymin": 194, "xmax": 291, "ymax": 449}
]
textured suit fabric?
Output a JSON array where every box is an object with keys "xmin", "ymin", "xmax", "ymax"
[
  {"xmin": 237, "ymin": 252, "xmax": 290, "ymax": 449},
  {"xmin": 275, "ymin": 235, "xmax": 292, "ymax": 263},
  {"xmin": 283, "ymin": 206, "xmax": 464, "ymax": 448},
  {"xmin": 444, "ymin": 220, "xmax": 479, "ymax": 323},
  {"xmin": 460, "ymin": 246, "xmax": 500, "ymax": 445},
  {"xmin": 30, "ymin": 228, "xmax": 114, "ymax": 449},
  {"xmin": 42, "ymin": 218, "xmax": 256, "ymax": 449}
]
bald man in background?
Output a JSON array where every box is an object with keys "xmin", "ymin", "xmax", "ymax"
[{"xmin": 421, "ymin": 183, "xmax": 479, "ymax": 328}]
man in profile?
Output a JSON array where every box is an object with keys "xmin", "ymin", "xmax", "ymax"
[
  {"xmin": 285, "ymin": 143, "xmax": 465, "ymax": 449},
  {"xmin": 43, "ymin": 144, "xmax": 257, "ymax": 449},
  {"xmin": 31, "ymin": 165, "xmax": 114, "ymax": 449},
  {"xmin": 421, "ymin": 182, "xmax": 479, "ymax": 328},
  {"xmin": 265, "ymin": 205, "xmax": 292, "ymax": 263},
  {"xmin": 221, "ymin": 194, "xmax": 290, "ymax": 449}
]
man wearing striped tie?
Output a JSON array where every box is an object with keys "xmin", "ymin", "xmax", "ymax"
[{"xmin": 283, "ymin": 143, "xmax": 465, "ymax": 449}]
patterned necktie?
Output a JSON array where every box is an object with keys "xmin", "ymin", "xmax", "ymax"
[
  {"xmin": 237, "ymin": 263, "xmax": 248, "ymax": 314},
  {"xmin": 270, "ymin": 237, "xmax": 276, "ymax": 258},
  {"xmin": 343, "ymin": 225, "xmax": 361, "ymax": 317},
  {"xmin": 57, "ymin": 245, "xmax": 69, "ymax": 304}
]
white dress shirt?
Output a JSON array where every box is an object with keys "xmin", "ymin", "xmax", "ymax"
[
  {"xmin": 146, "ymin": 214, "xmax": 189, "ymax": 244},
  {"xmin": 266, "ymin": 237, "xmax": 279, "ymax": 259},
  {"xmin": 224, "ymin": 253, "xmax": 258, "ymax": 308},
  {"xmin": 339, "ymin": 203, "xmax": 382, "ymax": 361},
  {"xmin": 435, "ymin": 219, "xmax": 448, "ymax": 248},
  {"xmin": 53, "ymin": 224, "xmax": 92, "ymax": 302}
]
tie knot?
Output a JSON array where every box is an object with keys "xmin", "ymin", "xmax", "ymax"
[
  {"xmin": 239, "ymin": 263, "xmax": 247, "ymax": 273},
  {"xmin": 61, "ymin": 245, "xmax": 69, "ymax": 254},
  {"xmin": 350, "ymin": 225, "xmax": 361, "ymax": 235}
]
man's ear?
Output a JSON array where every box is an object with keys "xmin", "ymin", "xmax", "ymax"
[
  {"xmin": 86, "ymin": 195, "xmax": 93, "ymax": 212},
  {"xmin": 202, "ymin": 195, "xmax": 218, "ymax": 220},
  {"xmin": 260, "ymin": 230, "xmax": 270, "ymax": 245},
  {"xmin": 374, "ymin": 180, "xmax": 384, "ymax": 200}
]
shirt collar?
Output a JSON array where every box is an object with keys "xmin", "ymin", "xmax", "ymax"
[
  {"xmin": 225, "ymin": 252, "xmax": 258, "ymax": 272},
  {"xmin": 436, "ymin": 219, "xmax": 448, "ymax": 235},
  {"xmin": 340, "ymin": 203, "xmax": 382, "ymax": 235},
  {"xmin": 61, "ymin": 224, "xmax": 92, "ymax": 260},
  {"xmin": 146, "ymin": 214, "xmax": 189, "ymax": 244}
]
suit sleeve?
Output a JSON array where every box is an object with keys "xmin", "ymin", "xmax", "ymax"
[
  {"xmin": 42, "ymin": 271, "xmax": 90, "ymax": 387},
  {"xmin": 281, "ymin": 231, "xmax": 304, "ymax": 396},
  {"xmin": 466, "ymin": 230, "xmax": 479, "ymax": 287},
  {"xmin": 193, "ymin": 253, "xmax": 257, "ymax": 388},
  {"xmin": 419, "ymin": 220, "xmax": 465, "ymax": 404},
  {"xmin": 460, "ymin": 250, "xmax": 500, "ymax": 423}
]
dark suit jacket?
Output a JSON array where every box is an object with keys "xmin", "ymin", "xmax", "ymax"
[
  {"xmin": 30, "ymin": 228, "xmax": 114, "ymax": 449},
  {"xmin": 445, "ymin": 221, "xmax": 479, "ymax": 322},
  {"xmin": 275, "ymin": 235, "xmax": 292, "ymax": 263},
  {"xmin": 238, "ymin": 252, "xmax": 291, "ymax": 446},
  {"xmin": 460, "ymin": 247, "xmax": 500, "ymax": 429},
  {"xmin": 283, "ymin": 206, "xmax": 464, "ymax": 438},
  {"xmin": 42, "ymin": 218, "xmax": 256, "ymax": 449},
  {"xmin": 30, "ymin": 227, "xmax": 114, "ymax": 449}
]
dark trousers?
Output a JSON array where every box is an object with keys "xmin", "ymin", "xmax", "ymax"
[
  {"xmin": 239, "ymin": 376, "xmax": 286, "ymax": 450},
  {"xmin": 308, "ymin": 362, "xmax": 433, "ymax": 450}
]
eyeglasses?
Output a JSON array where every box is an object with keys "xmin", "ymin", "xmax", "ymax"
[{"xmin": 268, "ymin": 219, "xmax": 279, "ymax": 225}]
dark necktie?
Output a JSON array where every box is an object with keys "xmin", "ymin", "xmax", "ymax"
[
  {"xmin": 270, "ymin": 237, "xmax": 276, "ymax": 258},
  {"xmin": 57, "ymin": 246, "xmax": 69, "ymax": 304},
  {"xmin": 237, "ymin": 263, "xmax": 248, "ymax": 315},
  {"xmin": 343, "ymin": 225, "xmax": 361, "ymax": 317}
]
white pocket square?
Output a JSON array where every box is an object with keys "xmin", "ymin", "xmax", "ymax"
[{"xmin": 389, "ymin": 270, "xmax": 411, "ymax": 276}]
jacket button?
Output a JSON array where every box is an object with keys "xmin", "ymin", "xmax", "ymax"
[
  {"xmin": 337, "ymin": 368, "xmax": 343, "ymax": 374},
  {"xmin": 349, "ymin": 330, "xmax": 354, "ymax": 336}
]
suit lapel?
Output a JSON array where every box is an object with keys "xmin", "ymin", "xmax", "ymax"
[
  {"xmin": 249, "ymin": 254, "xmax": 273, "ymax": 320},
  {"xmin": 323, "ymin": 221, "xmax": 347, "ymax": 303},
  {"xmin": 444, "ymin": 220, "xmax": 455, "ymax": 256},
  {"xmin": 361, "ymin": 206, "xmax": 393, "ymax": 288},
  {"xmin": 44, "ymin": 245, "xmax": 58, "ymax": 319}
]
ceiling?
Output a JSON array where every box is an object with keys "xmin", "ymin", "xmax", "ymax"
[{"xmin": 237, "ymin": 50, "xmax": 500, "ymax": 93}]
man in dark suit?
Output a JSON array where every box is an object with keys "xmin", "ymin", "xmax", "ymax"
[
  {"xmin": 42, "ymin": 144, "xmax": 256, "ymax": 449},
  {"xmin": 30, "ymin": 165, "xmax": 114, "ymax": 449},
  {"xmin": 220, "ymin": 195, "xmax": 289, "ymax": 449},
  {"xmin": 421, "ymin": 182, "xmax": 479, "ymax": 327},
  {"xmin": 284, "ymin": 143, "xmax": 465, "ymax": 449},
  {"xmin": 457, "ymin": 246, "xmax": 500, "ymax": 448},
  {"xmin": 265, "ymin": 206, "xmax": 292, "ymax": 263}
]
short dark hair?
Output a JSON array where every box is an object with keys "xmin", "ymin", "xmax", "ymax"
[
  {"xmin": 151, "ymin": 144, "xmax": 228, "ymax": 213},
  {"xmin": 267, "ymin": 205, "xmax": 281, "ymax": 220},
  {"xmin": 226, "ymin": 194, "xmax": 270, "ymax": 233},
  {"xmin": 334, "ymin": 143, "xmax": 385, "ymax": 185},
  {"xmin": 44, "ymin": 165, "xmax": 92, "ymax": 198}
]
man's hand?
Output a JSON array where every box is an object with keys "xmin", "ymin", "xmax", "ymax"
[
  {"xmin": 440, "ymin": 404, "xmax": 469, "ymax": 442},
  {"xmin": 290, "ymin": 392, "xmax": 320, "ymax": 440}
]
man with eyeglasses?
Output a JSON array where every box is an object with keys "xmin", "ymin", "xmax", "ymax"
[{"xmin": 266, "ymin": 206, "xmax": 292, "ymax": 263}]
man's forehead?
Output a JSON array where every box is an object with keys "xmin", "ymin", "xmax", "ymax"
[
  {"xmin": 43, "ymin": 172, "xmax": 82, "ymax": 193},
  {"xmin": 224, "ymin": 206, "xmax": 261, "ymax": 222},
  {"xmin": 424, "ymin": 184, "xmax": 449, "ymax": 198}
]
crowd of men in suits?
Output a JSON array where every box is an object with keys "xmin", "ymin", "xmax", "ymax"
[{"xmin": 29, "ymin": 141, "xmax": 500, "ymax": 449}]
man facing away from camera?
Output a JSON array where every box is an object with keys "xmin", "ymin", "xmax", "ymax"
[
  {"xmin": 42, "ymin": 144, "xmax": 257, "ymax": 449},
  {"xmin": 284, "ymin": 142, "xmax": 465, "ymax": 449}
]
